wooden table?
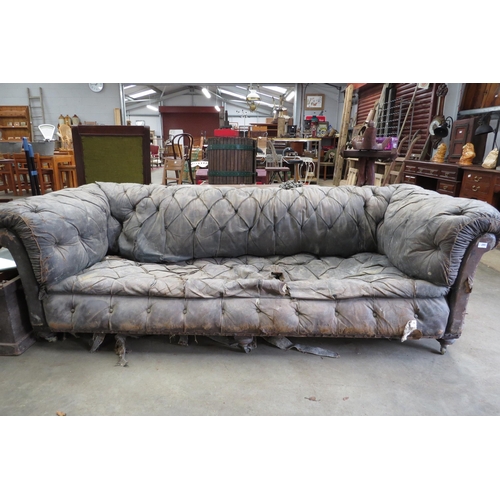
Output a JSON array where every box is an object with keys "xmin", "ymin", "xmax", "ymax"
[{"xmin": 342, "ymin": 149, "xmax": 397, "ymax": 186}]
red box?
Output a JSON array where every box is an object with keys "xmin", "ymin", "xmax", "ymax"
[
  {"xmin": 213, "ymin": 129, "xmax": 239, "ymax": 137},
  {"xmin": 196, "ymin": 168, "xmax": 208, "ymax": 184},
  {"xmin": 305, "ymin": 116, "xmax": 326, "ymax": 122}
]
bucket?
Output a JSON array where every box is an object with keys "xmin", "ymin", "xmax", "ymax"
[
  {"xmin": 31, "ymin": 141, "xmax": 55, "ymax": 156},
  {"xmin": 0, "ymin": 141, "xmax": 22, "ymax": 154},
  {"xmin": 207, "ymin": 137, "xmax": 256, "ymax": 185}
]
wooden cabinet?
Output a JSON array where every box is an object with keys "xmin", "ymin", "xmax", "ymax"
[
  {"xmin": 447, "ymin": 117, "xmax": 486, "ymax": 165},
  {"xmin": 459, "ymin": 166, "xmax": 500, "ymax": 210},
  {"xmin": 403, "ymin": 160, "xmax": 463, "ymax": 196},
  {"xmin": 0, "ymin": 106, "xmax": 31, "ymax": 143}
]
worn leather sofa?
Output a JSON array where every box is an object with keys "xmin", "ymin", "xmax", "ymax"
[{"xmin": 1, "ymin": 182, "xmax": 500, "ymax": 363}]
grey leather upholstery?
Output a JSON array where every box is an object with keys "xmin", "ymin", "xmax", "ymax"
[{"xmin": 1, "ymin": 182, "xmax": 500, "ymax": 341}]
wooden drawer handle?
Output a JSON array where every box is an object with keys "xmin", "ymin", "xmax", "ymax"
[
  {"xmin": 472, "ymin": 185, "xmax": 480, "ymax": 192},
  {"xmin": 474, "ymin": 176, "xmax": 482, "ymax": 182}
]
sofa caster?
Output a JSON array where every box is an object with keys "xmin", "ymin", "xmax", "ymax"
[
  {"xmin": 236, "ymin": 336, "xmax": 256, "ymax": 354},
  {"xmin": 438, "ymin": 338, "xmax": 456, "ymax": 355},
  {"xmin": 90, "ymin": 333, "xmax": 106, "ymax": 353},
  {"xmin": 115, "ymin": 334, "xmax": 128, "ymax": 367}
]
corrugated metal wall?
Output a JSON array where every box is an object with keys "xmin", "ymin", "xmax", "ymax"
[{"xmin": 356, "ymin": 83, "xmax": 438, "ymax": 156}]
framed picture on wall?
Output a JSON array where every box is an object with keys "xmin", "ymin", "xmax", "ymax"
[{"xmin": 305, "ymin": 94, "xmax": 325, "ymax": 110}]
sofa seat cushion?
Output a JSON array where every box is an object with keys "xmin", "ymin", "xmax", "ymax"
[{"xmin": 46, "ymin": 252, "xmax": 448, "ymax": 301}]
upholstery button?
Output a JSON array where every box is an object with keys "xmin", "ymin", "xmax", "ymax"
[
  {"xmin": 183, "ymin": 308, "xmax": 187, "ymax": 314},
  {"xmin": 147, "ymin": 307, "xmax": 152, "ymax": 314},
  {"xmin": 373, "ymin": 312, "xmax": 377, "ymax": 317},
  {"xmin": 335, "ymin": 311, "xmax": 339, "ymax": 317},
  {"xmin": 414, "ymin": 314, "xmax": 418, "ymax": 319},
  {"xmin": 109, "ymin": 307, "xmax": 113, "ymax": 313},
  {"xmin": 71, "ymin": 308, "xmax": 75, "ymax": 313}
]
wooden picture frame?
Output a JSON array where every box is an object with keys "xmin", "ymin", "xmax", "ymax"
[
  {"xmin": 72, "ymin": 125, "xmax": 151, "ymax": 186},
  {"xmin": 305, "ymin": 94, "xmax": 325, "ymax": 110}
]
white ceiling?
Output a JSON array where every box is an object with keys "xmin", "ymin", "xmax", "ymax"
[{"xmin": 123, "ymin": 83, "xmax": 298, "ymax": 115}]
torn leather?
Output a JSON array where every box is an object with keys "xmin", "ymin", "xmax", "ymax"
[{"xmin": 264, "ymin": 336, "xmax": 339, "ymax": 358}]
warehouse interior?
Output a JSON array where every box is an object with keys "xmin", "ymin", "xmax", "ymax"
[{"xmin": 1, "ymin": 5, "xmax": 498, "ymax": 498}]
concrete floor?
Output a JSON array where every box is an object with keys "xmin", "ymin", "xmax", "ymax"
[{"xmin": 1, "ymin": 170, "xmax": 500, "ymax": 415}]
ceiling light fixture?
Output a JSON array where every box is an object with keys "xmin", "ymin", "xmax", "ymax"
[
  {"xmin": 219, "ymin": 89, "xmax": 247, "ymax": 99},
  {"xmin": 147, "ymin": 104, "xmax": 158, "ymax": 112},
  {"xmin": 286, "ymin": 91, "xmax": 295, "ymax": 102},
  {"xmin": 129, "ymin": 89, "xmax": 157, "ymax": 99},
  {"xmin": 123, "ymin": 84, "xmax": 136, "ymax": 90},
  {"xmin": 215, "ymin": 105, "xmax": 221, "ymax": 112},
  {"xmin": 202, "ymin": 87, "xmax": 211, "ymax": 99},
  {"xmin": 263, "ymin": 85, "xmax": 288, "ymax": 94},
  {"xmin": 246, "ymin": 87, "xmax": 260, "ymax": 102}
]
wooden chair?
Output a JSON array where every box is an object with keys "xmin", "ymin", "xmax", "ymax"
[
  {"xmin": 345, "ymin": 167, "xmax": 358, "ymax": 186},
  {"xmin": 162, "ymin": 133, "xmax": 194, "ymax": 185},
  {"xmin": 72, "ymin": 125, "xmax": 151, "ymax": 185},
  {"xmin": 162, "ymin": 158, "xmax": 184, "ymax": 185},
  {"xmin": 0, "ymin": 159, "xmax": 17, "ymax": 195},
  {"xmin": 35, "ymin": 154, "xmax": 56, "ymax": 194},
  {"xmin": 11, "ymin": 153, "xmax": 32, "ymax": 195},
  {"xmin": 265, "ymin": 140, "xmax": 290, "ymax": 183}
]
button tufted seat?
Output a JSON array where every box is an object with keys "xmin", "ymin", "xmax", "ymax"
[{"xmin": 1, "ymin": 181, "xmax": 500, "ymax": 354}]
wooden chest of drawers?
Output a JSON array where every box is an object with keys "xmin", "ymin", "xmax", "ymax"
[
  {"xmin": 459, "ymin": 166, "xmax": 500, "ymax": 210},
  {"xmin": 403, "ymin": 160, "xmax": 463, "ymax": 196}
]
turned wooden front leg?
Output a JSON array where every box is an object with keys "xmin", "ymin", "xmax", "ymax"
[{"xmin": 438, "ymin": 338, "xmax": 456, "ymax": 355}]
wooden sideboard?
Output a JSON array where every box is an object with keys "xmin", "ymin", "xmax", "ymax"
[
  {"xmin": 459, "ymin": 166, "xmax": 500, "ymax": 211},
  {"xmin": 402, "ymin": 159, "xmax": 500, "ymax": 211},
  {"xmin": 403, "ymin": 159, "xmax": 463, "ymax": 196}
]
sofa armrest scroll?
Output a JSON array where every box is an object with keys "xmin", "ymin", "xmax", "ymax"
[{"xmin": 378, "ymin": 186, "xmax": 500, "ymax": 287}]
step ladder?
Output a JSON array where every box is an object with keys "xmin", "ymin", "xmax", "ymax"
[{"xmin": 27, "ymin": 87, "xmax": 45, "ymax": 142}]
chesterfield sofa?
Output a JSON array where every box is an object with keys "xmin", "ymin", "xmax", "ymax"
[{"xmin": 1, "ymin": 181, "xmax": 500, "ymax": 364}]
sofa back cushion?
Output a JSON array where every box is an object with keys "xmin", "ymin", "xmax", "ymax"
[{"xmin": 97, "ymin": 183, "xmax": 395, "ymax": 263}]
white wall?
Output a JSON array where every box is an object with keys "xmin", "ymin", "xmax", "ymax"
[{"xmin": 0, "ymin": 83, "xmax": 122, "ymax": 129}]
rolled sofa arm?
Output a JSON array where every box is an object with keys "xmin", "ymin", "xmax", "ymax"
[
  {"xmin": 378, "ymin": 184, "xmax": 500, "ymax": 287},
  {"xmin": 0, "ymin": 184, "xmax": 111, "ymax": 288}
]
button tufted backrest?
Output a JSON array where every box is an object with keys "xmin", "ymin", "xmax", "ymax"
[{"xmin": 96, "ymin": 182, "xmax": 395, "ymax": 263}]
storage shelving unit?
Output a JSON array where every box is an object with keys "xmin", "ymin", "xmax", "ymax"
[{"xmin": 0, "ymin": 106, "xmax": 31, "ymax": 143}]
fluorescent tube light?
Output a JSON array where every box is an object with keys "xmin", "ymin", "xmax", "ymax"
[
  {"xmin": 263, "ymin": 86, "xmax": 288, "ymax": 94},
  {"xmin": 286, "ymin": 91, "xmax": 295, "ymax": 101},
  {"xmin": 147, "ymin": 105, "xmax": 158, "ymax": 111},
  {"xmin": 214, "ymin": 105, "xmax": 221, "ymax": 112},
  {"xmin": 129, "ymin": 89, "xmax": 157, "ymax": 99},
  {"xmin": 202, "ymin": 87, "xmax": 211, "ymax": 98},
  {"xmin": 123, "ymin": 84, "xmax": 136, "ymax": 89}
]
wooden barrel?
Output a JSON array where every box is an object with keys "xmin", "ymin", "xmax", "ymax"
[{"xmin": 207, "ymin": 137, "xmax": 256, "ymax": 184}]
